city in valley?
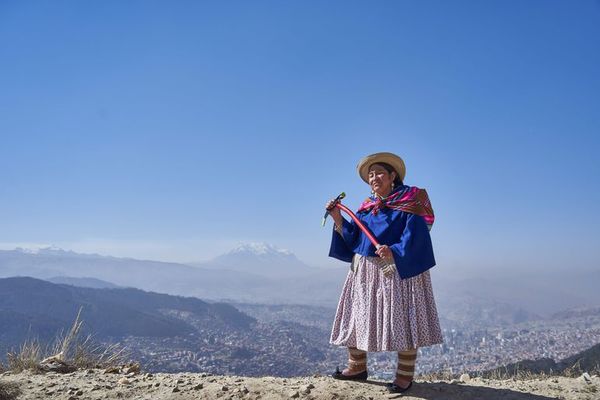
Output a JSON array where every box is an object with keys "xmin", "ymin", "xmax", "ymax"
[{"xmin": 119, "ymin": 304, "xmax": 600, "ymax": 379}]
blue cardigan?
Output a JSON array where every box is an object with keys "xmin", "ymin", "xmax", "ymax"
[{"xmin": 329, "ymin": 197, "xmax": 436, "ymax": 279}]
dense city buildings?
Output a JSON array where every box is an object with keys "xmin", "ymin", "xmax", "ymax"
[{"xmin": 118, "ymin": 305, "xmax": 600, "ymax": 379}]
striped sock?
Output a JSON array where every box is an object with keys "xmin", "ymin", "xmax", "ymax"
[
  {"xmin": 346, "ymin": 347, "xmax": 367, "ymax": 373},
  {"xmin": 395, "ymin": 349, "xmax": 417, "ymax": 384}
]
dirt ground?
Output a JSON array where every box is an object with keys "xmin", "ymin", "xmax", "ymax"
[{"xmin": 1, "ymin": 369, "xmax": 599, "ymax": 400}]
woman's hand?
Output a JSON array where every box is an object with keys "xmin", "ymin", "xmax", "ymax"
[
  {"xmin": 325, "ymin": 199, "xmax": 342, "ymax": 219},
  {"xmin": 375, "ymin": 245, "xmax": 393, "ymax": 260},
  {"xmin": 325, "ymin": 198, "xmax": 343, "ymax": 227}
]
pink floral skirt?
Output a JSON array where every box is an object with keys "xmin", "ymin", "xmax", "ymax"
[{"xmin": 330, "ymin": 254, "xmax": 443, "ymax": 352}]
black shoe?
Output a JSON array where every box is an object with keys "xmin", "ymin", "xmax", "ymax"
[
  {"xmin": 331, "ymin": 366, "xmax": 368, "ymax": 381},
  {"xmin": 387, "ymin": 381, "xmax": 413, "ymax": 393}
]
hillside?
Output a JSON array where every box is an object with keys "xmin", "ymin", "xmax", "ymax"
[
  {"xmin": 0, "ymin": 277, "xmax": 254, "ymax": 362},
  {"xmin": 0, "ymin": 277, "xmax": 335, "ymax": 377},
  {"xmin": 482, "ymin": 342, "xmax": 600, "ymax": 377},
  {"xmin": 1, "ymin": 369, "xmax": 599, "ymax": 400}
]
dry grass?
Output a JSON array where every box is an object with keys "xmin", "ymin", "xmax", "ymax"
[
  {"xmin": 47, "ymin": 308, "xmax": 129, "ymax": 369},
  {"xmin": 70, "ymin": 335, "xmax": 129, "ymax": 369},
  {"xmin": 482, "ymin": 368, "xmax": 553, "ymax": 380},
  {"xmin": 418, "ymin": 369, "xmax": 456, "ymax": 381},
  {"xmin": 561, "ymin": 359, "xmax": 592, "ymax": 378},
  {"xmin": 6, "ymin": 339, "xmax": 42, "ymax": 373},
  {"xmin": 6, "ymin": 308, "xmax": 130, "ymax": 373}
]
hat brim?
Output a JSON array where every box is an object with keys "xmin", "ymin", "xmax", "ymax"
[{"xmin": 357, "ymin": 152, "xmax": 406, "ymax": 184}]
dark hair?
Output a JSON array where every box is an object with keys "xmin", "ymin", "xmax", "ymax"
[{"xmin": 370, "ymin": 162, "xmax": 403, "ymax": 187}]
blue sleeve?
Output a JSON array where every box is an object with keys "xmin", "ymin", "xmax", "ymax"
[
  {"xmin": 328, "ymin": 218, "xmax": 359, "ymax": 263},
  {"xmin": 390, "ymin": 213, "xmax": 436, "ymax": 279}
]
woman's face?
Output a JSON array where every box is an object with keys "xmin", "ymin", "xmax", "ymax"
[{"xmin": 368, "ymin": 164, "xmax": 396, "ymax": 196}]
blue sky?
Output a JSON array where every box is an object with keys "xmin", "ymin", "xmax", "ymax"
[{"xmin": 1, "ymin": 1, "xmax": 599, "ymax": 271}]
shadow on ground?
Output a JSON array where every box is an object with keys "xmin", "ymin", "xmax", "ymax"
[{"xmin": 362, "ymin": 380, "xmax": 560, "ymax": 399}]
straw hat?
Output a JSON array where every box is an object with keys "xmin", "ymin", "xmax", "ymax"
[{"xmin": 357, "ymin": 152, "xmax": 406, "ymax": 183}]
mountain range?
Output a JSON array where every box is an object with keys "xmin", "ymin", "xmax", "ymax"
[
  {"xmin": 2, "ymin": 244, "xmax": 600, "ymax": 325},
  {"xmin": 195, "ymin": 242, "xmax": 315, "ymax": 278},
  {"xmin": 0, "ymin": 245, "xmax": 339, "ymax": 305}
]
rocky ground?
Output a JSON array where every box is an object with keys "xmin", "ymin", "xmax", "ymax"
[{"xmin": 1, "ymin": 369, "xmax": 599, "ymax": 400}]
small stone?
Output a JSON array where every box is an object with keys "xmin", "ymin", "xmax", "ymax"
[
  {"xmin": 580, "ymin": 372, "xmax": 592, "ymax": 383},
  {"xmin": 302, "ymin": 384, "xmax": 313, "ymax": 394},
  {"xmin": 193, "ymin": 383, "xmax": 204, "ymax": 390},
  {"xmin": 172, "ymin": 387, "xmax": 180, "ymax": 393},
  {"xmin": 460, "ymin": 373, "xmax": 471, "ymax": 383},
  {"xmin": 154, "ymin": 382, "xmax": 161, "ymax": 387},
  {"xmin": 40, "ymin": 359, "xmax": 76, "ymax": 373},
  {"xmin": 450, "ymin": 379, "xmax": 460, "ymax": 384},
  {"xmin": 222, "ymin": 385, "xmax": 229, "ymax": 391},
  {"xmin": 118, "ymin": 377, "xmax": 130, "ymax": 385},
  {"xmin": 305, "ymin": 383, "xmax": 315, "ymax": 390},
  {"xmin": 122, "ymin": 364, "xmax": 140, "ymax": 375},
  {"xmin": 241, "ymin": 386, "xmax": 249, "ymax": 394},
  {"xmin": 76, "ymin": 390, "xmax": 84, "ymax": 396},
  {"xmin": 289, "ymin": 390, "xmax": 300, "ymax": 398}
]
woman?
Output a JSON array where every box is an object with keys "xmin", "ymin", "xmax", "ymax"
[{"xmin": 325, "ymin": 152, "xmax": 443, "ymax": 394}]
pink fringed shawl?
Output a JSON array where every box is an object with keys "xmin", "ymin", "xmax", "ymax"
[{"xmin": 357, "ymin": 186, "xmax": 435, "ymax": 230}]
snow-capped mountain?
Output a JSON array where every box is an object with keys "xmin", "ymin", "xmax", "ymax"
[
  {"xmin": 229, "ymin": 242, "xmax": 293, "ymax": 257},
  {"xmin": 15, "ymin": 245, "xmax": 67, "ymax": 255},
  {"xmin": 14, "ymin": 246, "xmax": 100, "ymax": 258},
  {"xmin": 209, "ymin": 242, "xmax": 312, "ymax": 278}
]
